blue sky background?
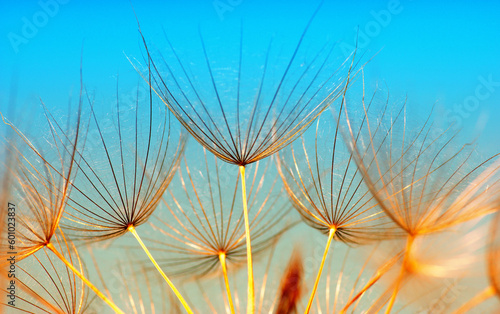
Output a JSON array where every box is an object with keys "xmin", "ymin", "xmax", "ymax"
[{"xmin": 1, "ymin": 0, "xmax": 500, "ymax": 158}]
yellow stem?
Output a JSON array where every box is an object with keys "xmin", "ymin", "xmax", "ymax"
[
  {"xmin": 385, "ymin": 236, "xmax": 414, "ymax": 314},
  {"xmin": 305, "ymin": 227, "xmax": 336, "ymax": 314},
  {"xmin": 341, "ymin": 251, "xmax": 403, "ymax": 314},
  {"xmin": 219, "ymin": 252, "xmax": 236, "ymax": 314},
  {"xmin": 240, "ymin": 165, "xmax": 255, "ymax": 314},
  {"xmin": 128, "ymin": 225, "xmax": 193, "ymax": 314},
  {"xmin": 455, "ymin": 286, "xmax": 495, "ymax": 314},
  {"xmin": 46, "ymin": 243, "xmax": 124, "ymax": 314},
  {"xmin": 340, "ymin": 273, "xmax": 378, "ymax": 314}
]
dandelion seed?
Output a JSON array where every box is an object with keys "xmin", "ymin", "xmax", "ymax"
[
  {"xmin": 59, "ymin": 79, "xmax": 190, "ymax": 312},
  {"xmin": 276, "ymin": 95, "xmax": 401, "ymax": 311},
  {"xmin": 133, "ymin": 5, "xmax": 359, "ymax": 311},
  {"xmin": 146, "ymin": 147, "xmax": 294, "ymax": 314},
  {"xmin": 0, "ymin": 85, "xmax": 123, "ymax": 313},
  {"xmin": 343, "ymin": 75, "xmax": 500, "ymax": 312}
]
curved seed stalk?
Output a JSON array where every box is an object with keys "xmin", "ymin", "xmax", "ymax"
[
  {"xmin": 1, "ymin": 230, "xmax": 95, "ymax": 313},
  {"xmin": 128, "ymin": 225, "xmax": 193, "ymax": 314},
  {"xmin": 305, "ymin": 227, "xmax": 335, "ymax": 313},
  {"xmin": 219, "ymin": 253, "xmax": 235, "ymax": 314},
  {"xmin": 240, "ymin": 165, "xmax": 255, "ymax": 313},
  {"xmin": 46, "ymin": 241, "xmax": 123, "ymax": 314}
]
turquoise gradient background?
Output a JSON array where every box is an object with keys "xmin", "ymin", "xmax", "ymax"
[
  {"xmin": 1, "ymin": 1, "xmax": 500, "ymax": 312},
  {"xmin": 1, "ymin": 0, "xmax": 499, "ymax": 157}
]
